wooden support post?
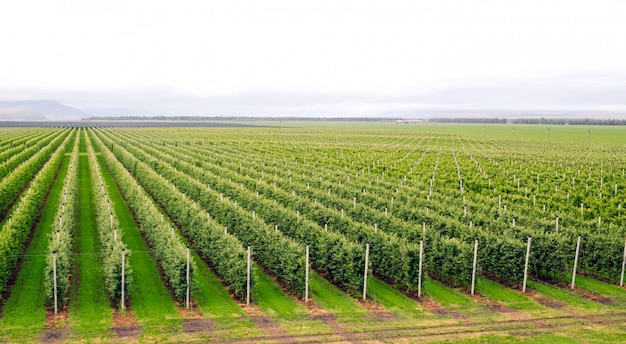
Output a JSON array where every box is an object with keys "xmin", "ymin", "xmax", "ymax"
[
  {"xmin": 305, "ymin": 243, "xmax": 310, "ymax": 302},
  {"xmin": 247, "ymin": 244, "xmax": 251, "ymax": 306},
  {"xmin": 418, "ymin": 239, "xmax": 424, "ymax": 298},
  {"xmin": 363, "ymin": 243, "xmax": 370, "ymax": 300},
  {"xmin": 556, "ymin": 216, "xmax": 559, "ymax": 234},
  {"xmin": 186, "ymin": 246, "xmax": 190, "ymax": 308},
  {"xmin": 571, "ymin": 236, "xmax": 581, "ymax": 289},
  {"xmin": 621, "ymin": 239, "xmax": 626, "ymax": 287},
  {"xmin": 53, "ymin": 251, "xmax": 58, "ymax": 314},
  {"xmin": 522, "ymin": 237, "xmax": 531, "ymax": 293},
  {"xmin": 121, "ymin": 248, "xmax": 125, "ymax": 311},
  {"xmin": 471, "ymin": 238, "xmax": 478, "ymax": 295}
]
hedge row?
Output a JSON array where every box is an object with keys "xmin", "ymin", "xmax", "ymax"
[
  {"xmin": 91, "ymin": 130, "xmax": 194, "ymax": 302},
  {"xmin": 44, "ymin": 131, "xmax": 79, "ymax": 305},
  {"xmin": 86, "ymin": 131, "xmax": 132, "ymax": 304},
  {"xmin": 0, "ymin": 129, "xmax": 72, "ymax": 294}
]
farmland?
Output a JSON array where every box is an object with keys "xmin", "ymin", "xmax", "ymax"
[{"xmin": 1, "ymin": 123, "xmax": 626, "ymax": 343}]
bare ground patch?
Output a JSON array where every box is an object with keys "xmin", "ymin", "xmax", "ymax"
[
  {"xmin": 183, "ymin": 318, "xmax": 213, "ymax": 334},
  {"xmin": 420, "ymin": 296, "xmax": 467, "ymax": 320},
  {"xmin": 575, "ymin": 287, "xmax": 614, "ymax": 305},
  {"xmin": 42, "ymin": 311, "xmax": 70, "ymax": 343},
  {"xmin": 110, "ymin": 309, "xmax": 142, "ymax": 339},
  {"xmin": 526, "ymin": 290, "xmax": 564, "ymax": 309}
]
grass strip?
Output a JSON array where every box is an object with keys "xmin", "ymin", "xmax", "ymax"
[
  {"xmin": 310, "ymin": 271, "xmax": 367, "ymax": 319},
  {"xmin": 94, "ymin": 144, "xmax": 181, "ymax": 337},
  {"xmin": 422, "ymin": 277, "xmax": 503, "ymax": 320},
  {"xmin": 367, "ymin": 277, "xmax": 431, "ymax": 318},
  {"xmin": 188, "ymin": 248, "xmax": 261, "ymax": 339},
  {"xmin": 572, "ymin": 275, "xmax": 626, "ymax": 307},
  {"xmin": 475, "ymin": 278, "xmax": 543, "ymax": 311},
  {"xmin": 67, "ymin": 133, "xmax": 113, "ymax": 338},
  {"xmin": 527, "ymin": 280, "xmax": 604, "ymax": 311},
  {"xmin": 252, "ymin": 266, "xmax": 333, "ymax": 336}
]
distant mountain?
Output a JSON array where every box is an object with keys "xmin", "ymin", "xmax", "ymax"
[{"xmin": 0, "ymin": 100, "xmax": 90, "ymax": 120}]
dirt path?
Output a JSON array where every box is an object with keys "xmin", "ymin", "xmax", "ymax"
[{"xmin": 222, "ymin": 311, "xmax": 626, "ymax": 343}]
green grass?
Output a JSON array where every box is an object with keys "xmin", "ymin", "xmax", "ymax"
[
  {"xmin": 367, "ymin": 277, "xmax": 431, "ymax": 318},
  {"xmin": 67, "ymin": 134, "xmax": 113, "ymax": 338},
  {"xmin": 423, "ymin": 278, "xmax": 488, "ymax": 316},
  {"xmin": 251, "ymin": 266, "xmax": 333, "ymax": 336},
  {"xmin": 475, "ymin": 278, "xmax": 542, "ymax": 311},
  {"xmin": 0, "ymin": 152, "xmax": 71, "ymax": 342},
  {"xmin": 251, "ymin": 265, "xmax": 308, "ymax": 319},
  {"xmin": 434, "ymin": 333, "xmax": 579, "ymax": 344},
  {"xmin": 572, "ymin": 275, "xmax": 626, "ymax": 307},
  {"xmin": 243, "ymin": 121, "xmax": 626, "ymax": 145},
  {"xmin": 186, "ymin": 247, "xmax": 261, "ymax": 339},
  {"xmin": 527, "ymin": 280, "xmax": 605, "ymax": 311},
  {"xmin": 94, "ymin": 144, "xmax": 182, "ymax": 337},
  {"xmin": 309, "ymin": 271, "xmax": 367, "ymax": 318}
]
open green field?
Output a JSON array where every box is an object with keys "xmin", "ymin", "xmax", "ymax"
[{"xmin": 1, "ymin": 123, "xmax": 626, "ymax": 343}]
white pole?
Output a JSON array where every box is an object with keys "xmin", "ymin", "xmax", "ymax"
[
  {"xmin": 110, "ymin": 213, "xmax": 113, "ymax": 229},
  {"xmin": 556, "ymin": 216, "xmax": 559, "ymax": 234},
  {"xmin": 471, "ymin": 238, "xmax": 478, "ymax": 295},
  {"xmin": 247, "ymin": 244, "xmax": 251, "ymax": 306},
  {"xmin": 186, "ymin": 246, "xmax": 190, "ymax": 308},
  {"xmin": 363, "ymin": 243, "xmax": 369, "ymax": 300},
  {"xmin": 522, "ymin": 237, "xmax": 531, "ymax": 293},
  {"xmin": 305, "ymin": 243, "xmax": 309, "ymax": 302},
  {"xmin": 418, "ymin": 239, "xmax": 424, "ymax": 298},
  {"xmin": 621, "ymin": 239, "xmax": 626, "ymax": 287},
  {"xmin": 121, "ymin": 248, "xmax": 125, "ymax": 311},
  {"xmin": 57, "ymin": 230, "xmax": 60, "ymax": 242},
  {"xmin": 53, "ymin": 251, "xmax": 58, "ymax": 314},
  {"xmin": 571, "ymin": 236, "xmax": 581, "ymax": 289}
]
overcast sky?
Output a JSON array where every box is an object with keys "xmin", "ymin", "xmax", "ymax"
[{"xmin": 1, "ymin": 0, "xmax": 625, "ymax": 116}]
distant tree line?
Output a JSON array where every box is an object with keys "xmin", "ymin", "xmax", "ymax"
[
  {"xmin": 429, "ymin": 118, "xmax": 507, "ymax": 123},
  {"xmin": 429, "ymin": 117, "xmax": 626, "ymax": 125},
  {"xmin": 84, "ymin": 116, "xmax": 396, "ymax": 122},
  {"xmin": 512, "ymin": 118, "xmax": 626, "ymax": 125}
]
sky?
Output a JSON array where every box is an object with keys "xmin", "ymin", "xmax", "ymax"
[{"xmin": 1, "ymin": 0, "xmax": 626, "ymax": 117}]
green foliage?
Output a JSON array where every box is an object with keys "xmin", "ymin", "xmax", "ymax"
[
  {"xmin": 85, "ymin": 131, "xmax": 131, "ymax": 303},
  {"xmin": 0, "ymin": 129, "xmax": 72, "ymax": 294},
  {"xmin": 91, "ymin": 131, "xmax": 194, "ymax": 302},
  {"xmin": 44, "ymin": 133, "xmax": 79, "ymax": 305},
  {"xmin": 0, "ymin": 129, "xmax": 68, "ymax": 219}
]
